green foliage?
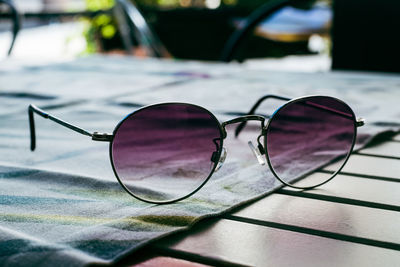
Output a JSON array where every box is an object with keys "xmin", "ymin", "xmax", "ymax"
[
  {"xmin": 135, "ymin": 0, "xmax": 237, "ymax": 8},
  {"xmin": 86, "ymin": 0, "xmax": 115, "ymax": 10},
  {"xmin": 82, "ymin": 0, "xmax": 117, "ymax": 54}
]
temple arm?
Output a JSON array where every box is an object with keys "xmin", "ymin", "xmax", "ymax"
[
  {"xmin": 28, "ymin": 104, "xmax": 112, "ymax": 151},
  {"xmin": 235, "ymin": 94, "xmax": 365, "ymax": 137}
]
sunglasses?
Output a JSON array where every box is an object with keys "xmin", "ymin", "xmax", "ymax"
[{"xmin": 28, "ymin": 95, "xmax": 365, "ymax": 204}]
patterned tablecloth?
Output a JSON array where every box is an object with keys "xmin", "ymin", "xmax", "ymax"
[{"xmin": 0, "ymin": 56, "xmax": 399, "ymax": 266}]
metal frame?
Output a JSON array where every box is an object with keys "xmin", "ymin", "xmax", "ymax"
[
  {"xmin": 28, "ymin": 104, "xmax": 112, "ymax": 151},
  {"xmin": 260, "ymin": 95, "xmax": 361, "ymax": 190},
  {"xmin": 28, "ymin": 94, "xmax": 364, "ymax": 204},
  {"xmin": 234, "ymin": 94, "xmax": 365, "ymax": 136},
  {"xmin": 234, "ymin": 94, "xmax": 291, "ymax": 137},
  {"xmin": 108, "ymin": 103, "xmax": 225, "ymax": 204}
]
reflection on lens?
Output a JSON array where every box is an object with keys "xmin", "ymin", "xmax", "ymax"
[
  {"xmin": 266, "ymin": 96, "xmax": 356, "ymax": 188},
  {"xmin": 111, "ymin": 103, "xmax": 222, "ymax": 203}
]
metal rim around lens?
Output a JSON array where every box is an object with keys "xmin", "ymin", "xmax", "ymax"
[
  {"xmin": 109, "ymin": 102, "xmax": 225, "ymax": 204},
  {"xmin": 264, "ymin": 95, "xmax": 358, "ymax": 190}
]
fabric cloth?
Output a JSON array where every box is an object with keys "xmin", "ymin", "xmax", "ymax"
[{"xmin": 0, "ymin": 56, "xmax": 399, "ymax": 266}]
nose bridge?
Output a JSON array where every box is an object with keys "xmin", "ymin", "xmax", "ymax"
[{"xmin": 221, "ymin": 115, "xmax": 266, "ymax": 138}]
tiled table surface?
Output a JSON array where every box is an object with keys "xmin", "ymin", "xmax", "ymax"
[{"xmin": 129, "ymin": 136, "xmax": 400, "ymax": 267}]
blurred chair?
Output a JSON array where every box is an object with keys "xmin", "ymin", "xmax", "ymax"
[
  {"xmin": 0, "ymin": 0, "xmax": 20, "ymax": 56},
  {"xmin": 115, "ymin": 0, "xmax": 169, "ymax": 57},
  {"xmin": 3, "ymin": 0, "xmax": 168, "ymax": 57},
  {"xmin": 220, "ymin": 0, "xmax": 320, "ymax": 62},
  {"xmin": 331, "ymin": 0, "xmax": 400, "ymax": 73}
]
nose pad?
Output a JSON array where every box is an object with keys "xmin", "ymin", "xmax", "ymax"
[
  {"xmin": 248, "ymin": 141, "xmax": 266, "ymax": 165},
  {"xmin": 212, "ymin": 147, "xmax": 227, "ymax": 172}
]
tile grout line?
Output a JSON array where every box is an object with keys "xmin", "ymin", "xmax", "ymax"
[
  {"xmin": 319, "ymin": 170, "xmax": 400, "ymax": 183},
  {"xmin": 223, "ymin": 214, "xmax": 400, "ymax": 251},
  {"xmin": 152, "ymin": 246, "xmax": 251, "ymax": 267},
  {"xmin": 277, "ymin": 189, "xmax": 400, "ymax": 212},
  {"xmin": 354, "ymin": 152, "xmax": 400, "ymax": 160}
]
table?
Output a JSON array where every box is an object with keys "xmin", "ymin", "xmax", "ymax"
[
  {"xmin": 0, "ymin": 56, "xmax": 399, "ymax": 266},
  {"xmin": 127, "ymin": 135, "xmax": 400, "ymax": 266}
]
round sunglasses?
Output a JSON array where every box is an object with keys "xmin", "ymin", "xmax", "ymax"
[{"xmin": 28, "ymin": 95, "xmax": 364, "ymax": 204}]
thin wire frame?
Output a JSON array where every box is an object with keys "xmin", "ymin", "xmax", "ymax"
[
  {"xmin": 108, "ymin": 102, "xmax": 226, "ymax": 204},
  {"xmin": 263, "ymin": 95, "xmax": 359, "ymax": 190},
  {"xmin": 28, "ymin": 95, "xmax": 364, "ymax": 204}
]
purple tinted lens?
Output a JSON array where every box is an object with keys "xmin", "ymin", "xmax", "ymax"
[
  {"xmin": 266, "ymin": 96, "xmax": 356, "ymax": 188},
  {"xmin": 111, "ymin": 103, "xmax": 222, "ymax": 203}
]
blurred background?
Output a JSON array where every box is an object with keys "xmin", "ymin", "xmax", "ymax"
[{"xmin": 1, "ymin": 0, "xmax": 399, "ymax": 72}]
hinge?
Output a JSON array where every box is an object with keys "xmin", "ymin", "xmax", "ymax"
[
  {"xmin": 92, "ymin": 132, "xmax": 113, "ymax": 142},
  {"xmin": 356, "ymin": 118, "xmax": 365, "ymax": 127}
]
